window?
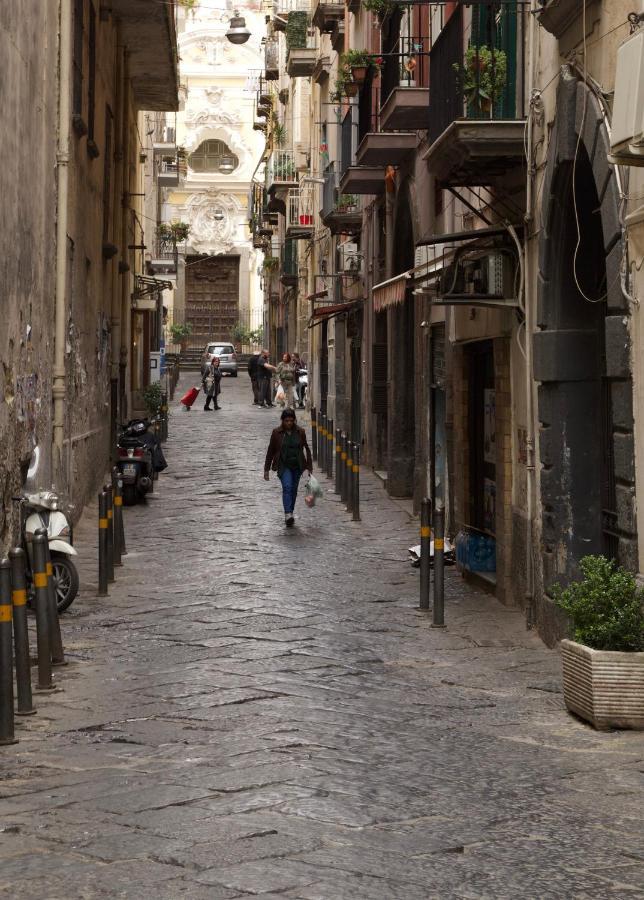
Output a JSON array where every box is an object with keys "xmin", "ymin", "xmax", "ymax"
[{"xmin": 188, "ymin": 140, "xmax": 239, "ymax": 173}]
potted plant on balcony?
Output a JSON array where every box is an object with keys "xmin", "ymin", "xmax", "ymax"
[
  {"xmin": 454, "ymin": 45, "xmax": 507, "ymax": 116},
  {"xmin": 342, "ymin": 50, "xmax": 371, "ymax": 85},
  {"xmin": 335, "ymin": 194, "xmax": 357, "ymax": 214},
  {"xmin": 170, "ymin": 222, "xmax": 191, "ymax": 242},
  {"xmin": 262, "ymin": 256, "xmax": 279, "ymax": 274},
  {"xmin": 169, "ymin": 322, "xmax": 192, "ymax": 352},
  {"xmin": 552, "ymin": 555, "xmax": 644, "ymax": 730}
]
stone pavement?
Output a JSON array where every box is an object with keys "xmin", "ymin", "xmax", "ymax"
[{"xmin": 1, "ymin": 376, "xmax": 643, "ymax": 899}]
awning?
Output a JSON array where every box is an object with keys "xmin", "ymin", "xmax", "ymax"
[
  {"xmin": 307, "ymin": 289, "xmax": 328, "ymax": 302},
  {"xmin": 372, "ymin": 272, "xmax": 411, "ymax": 313},
  {"xmin": 308, "ymin": 301, "xmax": 359, "ymax": 328}
]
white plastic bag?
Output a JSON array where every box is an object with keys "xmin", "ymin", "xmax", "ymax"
[{"xmin": 275, "ymin": 382, "xmax": 286, "ymax": 406}]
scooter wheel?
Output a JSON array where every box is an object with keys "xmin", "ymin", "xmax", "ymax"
[
  {"xmin": 122, "ymin": 484, "xmax": 138, "ymax": 506},
  {"xmin": 51, "ymin": 553, "xmax": 80, "ymax": 613}
]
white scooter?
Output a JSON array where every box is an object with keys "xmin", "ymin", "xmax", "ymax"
[{"xmin": 15, "ymin": 448, "xmax": 79, "ymax": 613}]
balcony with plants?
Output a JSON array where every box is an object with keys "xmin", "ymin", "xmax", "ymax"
[
  {"xmin": 378, "ymin": 10, "xmax": 429, "ymax": 131},
  {"xmin": 285, "ymin": 11, "xmax": 317, "ymax": 77},
  {"xmin": 312, "ymin": 0, "xmax": 344, "ymax": 34},
  {"xmin": 272, "ymin": 0, "xmax": 311, "ymax": 33},
  {"xmin": 355, "ymin": 75, "xmax": 416, "ymax": 167},
  {"xmin": 320, "ymin": 163, "xmax": 362, "ymax": 234},
  {"xmin": 424, "ymin": 2, "xmax": 527, "ymax": 186}
]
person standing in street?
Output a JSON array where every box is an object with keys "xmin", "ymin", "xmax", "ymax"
[
  {"xmin": 292, "ymin": 352, "xmax": 305, "ymax": 409},
  {"xmin": 276, "ymin": 352, "xmax": 297, "ymax": 409},
  {"xmin": 264, "ymin": 408, "xmax": 313, "ymax": 526},
  {"xmin": 257, "ymin": 350, "xmax": 277, "ymax": 408},
  {"xmin": 247, "ymin": 349, "xmax": 261, "ymax": 405},
  {"xmin": 202, "ymin": 356, "xmax": 222, "ymax": 411}
]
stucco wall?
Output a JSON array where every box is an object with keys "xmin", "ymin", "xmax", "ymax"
[{"xmin": 0, "ymin": 1, "xmax": 59, "ymax": 550}]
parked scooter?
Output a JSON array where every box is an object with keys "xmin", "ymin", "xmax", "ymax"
[
  {"xmin": 14, "ymin": 447, "xmax": 79, "ymax": 613},
  {"xmin": 116, "ymin": 418, "xmax": 167, "ymax": 506}
]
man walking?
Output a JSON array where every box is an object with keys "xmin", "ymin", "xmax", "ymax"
[
  {"xmin": 257, "ymin": 350, "xmax": 276, "ymax": 408},
  {"xmin": 292, "ymin": 352, "xmax": 305, "ymax": 409},
  {"xmin": 264, "ymin": 408, "xmax": 313, "ymax": 526},
  {"xmin": 247, "ymin": 349, "xmax": 261, "ymax": 405}
]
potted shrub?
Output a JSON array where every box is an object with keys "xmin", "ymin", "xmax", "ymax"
[
  {"xmin": 342, "ymin": 50, "xmax": 371, "ymax": 85},
  {"xmin": 169, "ymin": 322, "xmax": 192, "ymax": 351},
  {"xmin": 335, "ymin": 194, "xmax": 357, "ymax": 214},
  {"xmin": 262, "ymin": 256, "xmax": 279, "ymax": 273},
  {"xmin": 553, "ymin": 555, "xmax": 644, "ymax": 730},
  {"xmin": 453, "ymin": 45, "xmax": 507, "ymax": 116}
]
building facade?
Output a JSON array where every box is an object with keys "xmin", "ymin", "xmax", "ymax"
[{"xmin": 258, "ymin": 0, "xmax": 643, "ymax": 645}]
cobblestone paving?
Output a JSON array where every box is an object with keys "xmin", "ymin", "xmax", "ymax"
[{"xmin": 1, "ymin": 376, "xmax": 643, "ymax": 899}]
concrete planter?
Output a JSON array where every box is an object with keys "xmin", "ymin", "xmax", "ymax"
[{"xmin": 561, "ymin": 639, "xmax": 644, "ymax": 730}]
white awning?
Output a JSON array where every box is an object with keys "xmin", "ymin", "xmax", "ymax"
[{"xmin": 372, "ymin": 271, "xmax": 411, "ymax": 313}]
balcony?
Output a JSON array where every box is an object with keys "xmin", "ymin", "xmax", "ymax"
[
  {"xmin": 152, "ymin": 126, "xmax": 177, "ymax": 157},
  {"xmin": 320, "ymin": 164, "xmax": 362, "ymax": 234},
  {"xmin": 286, "ymin": 46, "xmax": 317, "ymax": 77},
  {"xmin": 535, "ymin": 0, "xmax": 578, "ymax": 39},
  {"xmin": 148, "ymin": 238, "xmax": 185, "ymax": 276},
  {"xmin": 266, "ymin": 150, "xmax": 298, "ymax": 193},
  {"xmin": 273, "ymin": 0, "xmax": 311, "ymax": 32},
  {"xmin": 286, "ymin": 185, "xmax": 316, "ymax": 239},
  {"xmin": 355, "ymin": 86, "xmax": 416, "ymax": 167},
  {"xmin": 158, "ymin": 158, "xmax": 180, "ymax": 187},
  {"xmin": 424, "ymin": 3, "xmax": 527, "ymax": 186},
  {"xmin": 312, "ymin": 0, "xmax": 343, "ymax": 33},
  {"xmin": 265, "ymin": 38, "xmax": 279, "ymax": 80},
  {"xmin": 339, "ymin": 108, "xmax": 385, "ymax": 196},
  {"xmin": 330, "ymin": 20, "xmax": 344, "ymax": 53}
]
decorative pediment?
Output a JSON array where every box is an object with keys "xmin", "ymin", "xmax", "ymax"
[{"xmin": 184, "ymin": 192, "xmax": 243, "ymax": 254}]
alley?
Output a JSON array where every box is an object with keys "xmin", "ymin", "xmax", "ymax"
[{"xmin": 1, "ymin": 376, "xmax": 643, "ymax": 899}]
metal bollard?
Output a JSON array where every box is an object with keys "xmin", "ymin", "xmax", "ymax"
[
  {"xmin": 340, "ymin": 433, "xmax": 348, "ymax": 504},
  {"xmin": 326, "ymin": 418, "xmax": 334, "ymax": 480},
  {"xmin": 311, "ymin": 407, "xmax": 317, "ymax": 462},
  {"xmin": 0, "ymin": 558, "xmax": 17, "ymax": 744},
  {"xmin": 334, "ymin": 428, "xmax": 341, "ymax": 495},
  {"xmin": 161, "ymin": 392, "xmax": 168, "ymax": 441},
  {"xmin": 37, "ymin": 530, "xmax": 65, "ymax": 667},
  {"xmin": 111, "ymin": 467, "xmax": 124, "ymax": 565},
  {"xmin": 352, "ymin": 442, "xmax": 361, "ymax": 522},
  {"xmin": 432, "ymin": 506, "xmax": 446, "ymax": 628},
  {"xmin": 32, "ymin": 533, "xmax": 55, "ymax": 690},
  {"xmin": 345, "ymin": 437, "xmax": 354, "ymax": 514},
  {"xmin": 98, "ymin": 491, "xmax": 109, "ymax": 597},
  {"xmin": 320, "ymin": 414, "xmax": 327, "ymax": 474},
  {"xmin": 419, "ymin": 498, "xmax": 432, "ymax": 611},
  {"xmin": 104, "ymin": 484, "xmax": 115, "ymax": 584},
  {"xmin": 10, "ymin": 549, "xmax": 35, "ymax": 715}
]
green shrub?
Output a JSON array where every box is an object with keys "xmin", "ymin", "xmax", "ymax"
[
  {"xmin": 552, "ymin": 555, "xmax": 644, "ymax": 652},
  {"xmin": 142, "ymin": 382, "xmax": 163, "ymax": 416},
  {"xmin": 169, "ymin": 323, "xmax": 191, "ymax": 343}
]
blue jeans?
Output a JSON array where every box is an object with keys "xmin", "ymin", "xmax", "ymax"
[{"xmin": 278, "ymin": 467, "xmax": 302, "ymax": 514}]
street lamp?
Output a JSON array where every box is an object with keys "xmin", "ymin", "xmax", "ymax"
[
  {"xmin": 226, "ymin": 12, "xmax": 250, "ymax": 45},
  {"xmin": 213, "ymin": 208, "xmax": 225, "ymax": 222},
  {"xmin": 219, "ymin": 156, "xmax": 235, "ymax": 173}
]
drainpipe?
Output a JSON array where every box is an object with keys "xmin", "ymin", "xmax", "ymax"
[
  {"xmin": 53, "ymin": 0, "xmax": 72, "ymax": 484},
  {"xmin": 522, "ymin": 0, "xmax": 538, "ymax": 628}
]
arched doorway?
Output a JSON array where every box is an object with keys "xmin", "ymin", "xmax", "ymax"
[
  {"xmin": 387, "ymin": 180, "xmax": 416, "ymax": 497},
  {"xmin": 534, "ymin": 69, "xmax": 637, "ymax": 592}
]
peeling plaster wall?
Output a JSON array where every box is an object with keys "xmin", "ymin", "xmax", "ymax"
[{"xmin": 0, "ymin": 2, "xmax": 59, "ymax": 551}]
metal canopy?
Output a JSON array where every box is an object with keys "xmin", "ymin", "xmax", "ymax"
[{"xmin": 416, "ymin": 225, "xmax": 522, "ymax": 248}]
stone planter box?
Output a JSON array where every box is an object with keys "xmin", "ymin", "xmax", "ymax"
[{"xmin": 561, "ymin": 639, "xmax": 644, "ymax": 730}]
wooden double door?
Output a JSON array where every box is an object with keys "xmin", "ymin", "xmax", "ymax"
[{"xmin": 185, "ymin": 255, "xmax": 240, "ymax": 348}]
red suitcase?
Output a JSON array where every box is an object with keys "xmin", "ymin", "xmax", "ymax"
[{"xmin": 180, "ymin": 386, "xmax": 200, "ymax": 410}]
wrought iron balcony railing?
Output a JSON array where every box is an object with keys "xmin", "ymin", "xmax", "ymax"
[{"xmin": 267, "ymin": 149, "xmax": 298, "ymax": 191}]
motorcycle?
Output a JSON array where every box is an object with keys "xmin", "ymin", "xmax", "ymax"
[
  {"xmin": 15, "ymin": 448, "xmax": 79, "ymax": 613},
  {"xmin": 116, "ymin": 418, "xmax": 167, "ymax": 506}
]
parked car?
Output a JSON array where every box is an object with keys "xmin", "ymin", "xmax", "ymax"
[{"xmin": 200, "ymin": 342, "xmax": 238, "ymax": 376}]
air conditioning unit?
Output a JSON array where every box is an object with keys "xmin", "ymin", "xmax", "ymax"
[
  {"xmin": 610, "ymin": 27, "xmax": 644, "ymax": 165},
  {"xmin": 437, "ymin": 252, "xmax": 518, "ymax": 307},
  {"xmin": 338, "ymin": 242, "xmax": 362, "ymax": 274}
]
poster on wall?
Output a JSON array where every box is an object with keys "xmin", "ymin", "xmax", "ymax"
[
  {"xmin": 484, "ymin": 477, "xmax": 496, "ymax": 534},
  {"xmin": 484, "ymin": 388, "xmax": 496, "ymax": 464}
]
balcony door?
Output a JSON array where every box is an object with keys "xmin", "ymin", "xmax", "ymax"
[{"xmin": 471, "ymin": 2, "xmax": 517, "ymax": 118}]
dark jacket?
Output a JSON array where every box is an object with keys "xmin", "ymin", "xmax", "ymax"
[
  {"xmin": 247, "ymin": 353, "xmax": 260, "ymax": 378},
  {"xmin": 264, "ymin": 426, "xmax": 312, "ymax": 473},
  {"xmin": 202, "ymin": 364, "xmax": 222, "ymax": 398}
]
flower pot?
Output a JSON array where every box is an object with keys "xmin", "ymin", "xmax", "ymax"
[
  {"xmin": 299, "ymin": 214, "xmax": 313, "ymax": 226},
  {"xmin": 180, "ymin": 339, "xmax": 188, "ymax": 352},
  {"xmin": 344, "ymin": 81, "xmax": 359, "ymax": 98},
  {"xmin": 351, "ymin": 65, "xmax": 368, "ymax": 84},
  {"xmin": 560, "ymin": 639, "xmax": 644, "ymax": 730}
]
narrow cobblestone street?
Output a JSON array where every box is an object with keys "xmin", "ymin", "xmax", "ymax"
[{"xmin": 1, "ymin": 377, "xmax": 643, "ymax": 899}]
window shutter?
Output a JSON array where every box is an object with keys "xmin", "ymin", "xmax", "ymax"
[{"xmin": 372, "ymin": 343, "xmax": 388, "ymax": 415}]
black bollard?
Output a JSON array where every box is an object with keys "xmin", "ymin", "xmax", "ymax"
[
  {"xmin": 0, "ymin": 559, "xmax": 17, "ymax": 744},
  {"xmin": 98, "ymin": 491, "xmax": 109, "ymax": 597},
  {"xmin": 326, "ymin": 418, "xmax": 334, "ymax": 480},
  {"xmin": 104, "ymin": 484, "xmax": 114, "ymax": 584},
  {"xmin": 36, "ymin": 530, "xmax": 65, "ymax": 667},
  {"xmin": 352, "ymin": 442, "xmax": 361, "ymax": 522},
  {"xmin": 9, "ymin": 549, "xmax": 35, "ymax": 715},
  {"xmin": 340, "ymin": 433, "xmax": 347, "ymax": 504},
  {"xmin": 432, "ymin": 506, "xmax": 446, "ymax": 629},
  {"xmin": 320, "ymin": 414, "xmax": 327, "ymax": 474},
  {"xmin": 334, "ymin": 428, "xmax": 341, "ymax": 495},
  {"xmin": 419, "ymin": 498, "xmax": 432, "ymax": 611},
  {"xmin": 32, "ymin": 533, "xmax": 55, "ymax": 691},
  {"xmin": 161, "ymin": 392, "xmax": 168, "ymax": 441},
  {"xmin": 345, "ymin": 437, "xmax": 353, "ymax": 514},
  {"xmin": 311, "ymin": 408, "xmax": 317, "ymax": 462},
  {"xmin": 111, "ymin": 467, "xmax": 123, "ymax": 566}
]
